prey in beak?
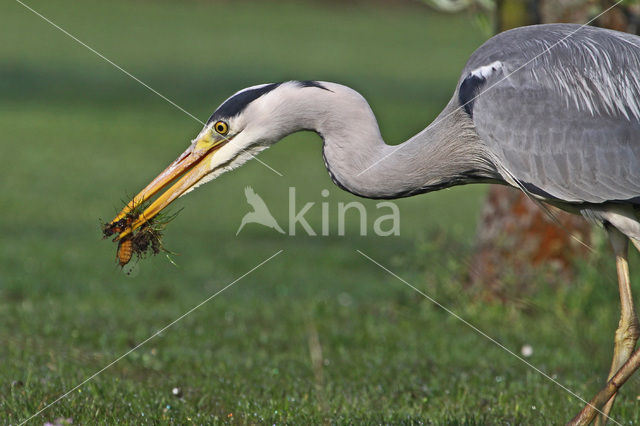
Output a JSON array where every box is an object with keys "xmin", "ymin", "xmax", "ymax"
[{"xmin": 103, "ymin": 124, "xmax": 231, "ymax": 243}]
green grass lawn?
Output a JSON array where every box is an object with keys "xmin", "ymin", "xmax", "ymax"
[{"xmin": 1, "ymin": 0, "xmax": 639, "ymax": 423}]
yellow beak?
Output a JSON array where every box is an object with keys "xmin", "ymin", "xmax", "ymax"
[{"xmin": 105, "ymin": 131, "xmax": 228, "ymax": 240}]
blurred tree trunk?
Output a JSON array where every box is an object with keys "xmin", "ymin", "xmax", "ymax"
[
  {"xmin": 468, "ymin": 0, "xmax": 639, "ymax": 298},
  {"xmin": 494, "ymin": 0, "xmax": 540, "ymax": 32}
]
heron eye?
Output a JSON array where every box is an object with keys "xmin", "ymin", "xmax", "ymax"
[{"xmin": 214, "ymin": 121, "xmax": 229, "ymax": 135}]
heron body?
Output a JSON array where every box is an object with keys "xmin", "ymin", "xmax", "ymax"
[{"xmin": 108, "ymin": 24, "xmax": 640, "ymax": 424}]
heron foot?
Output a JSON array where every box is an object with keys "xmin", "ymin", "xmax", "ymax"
[
  {"xmin": 595, "ymin": 318, "xmax": 640, "ymax": 426},
  {"xmin": 568, "ymin": 347, "xmax": 640, "ymax": 425},
  {"xmin": 570, "ymin": 227, "xmax": 640, "ymax": 425}
]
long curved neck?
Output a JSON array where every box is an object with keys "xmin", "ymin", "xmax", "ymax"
[{"xmin": 276, "ymin": 83, "xmax": 499, "ymax": 198}]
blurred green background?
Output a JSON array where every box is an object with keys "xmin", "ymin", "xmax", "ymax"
[{"xmin": 1, "ymin": 0, "xmax": 639, "ymax": 423}]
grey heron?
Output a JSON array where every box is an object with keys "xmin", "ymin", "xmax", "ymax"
[{"xmin": 106, "ymin": 23, "xmax": 640, "ymax": 424}]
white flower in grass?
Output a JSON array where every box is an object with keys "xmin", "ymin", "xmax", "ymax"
[{"xmin": 521, "ymin": 344, "xmax": 533, "ymax": 357}]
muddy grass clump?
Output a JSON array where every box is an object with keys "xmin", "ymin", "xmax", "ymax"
[{"xmin": 102, "ymin": 200, "xmax": 180, "ymax": 267}]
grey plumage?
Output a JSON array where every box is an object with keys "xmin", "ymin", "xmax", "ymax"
[{"xmin": 463, "ymin": 24, "xmax": 640, "ymax": 208}]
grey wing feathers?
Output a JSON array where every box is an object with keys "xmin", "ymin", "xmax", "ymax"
[{"xmin": 460, "ymin": 24, "xmax": 640, "ymax": 205}]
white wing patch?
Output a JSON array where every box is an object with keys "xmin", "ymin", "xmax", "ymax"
[{"xmin": 470, "ymin": 61, "xmax": 503, "ymax": 79}]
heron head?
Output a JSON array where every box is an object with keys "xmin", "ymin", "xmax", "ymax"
[{"xmin": 107, "ymin": 81, "xmax": 328, "ymax": 239}]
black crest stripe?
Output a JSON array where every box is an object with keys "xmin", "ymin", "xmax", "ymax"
[
  {"xmin": 297, "ymin": 80, "xmax": 331, "ymax": 91},
  {"xmin": 208, "ymin": 81, "xmax": 332, "ymax": 123},
  {"xmin": 208, "ymin": 83, "xmax": 281, "ymax": 123}
]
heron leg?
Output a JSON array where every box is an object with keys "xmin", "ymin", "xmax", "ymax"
[
  {"xmin": 571, "ymin": 227, "xmax": 639, "ymax": 425},
  {"xmin": 569, "ymin": 347, "xmax": 640, "ymax": 425},
  {"xmin": 597, "ymin": 229, "xmax": 640, "ymax": 425}
]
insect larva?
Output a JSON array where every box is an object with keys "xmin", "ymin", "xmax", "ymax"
[
  {"xmin": 103, "ymin": 214, "xmax": 136, "ymax": 238},
  {"xmin": 117, "ymin": 238, "xmax": 133, "ymax": 267}
]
